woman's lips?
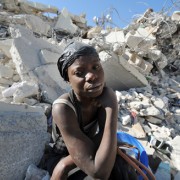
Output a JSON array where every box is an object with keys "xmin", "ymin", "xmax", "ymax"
[{"xmin": 87, "ymin": 83, "xmax": 102, "ymax": 92}]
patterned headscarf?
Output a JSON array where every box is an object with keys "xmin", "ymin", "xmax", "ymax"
[{"xmin": 57, "ymin": 41, "xmax": 99, "ymax": 81}]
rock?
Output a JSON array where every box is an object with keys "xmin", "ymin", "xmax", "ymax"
[
  {"xmin": 105, "ymin": 31, "xmax": 125, "ymax": 44},
  {"xmin": 125, "ymin": 51, "xmax": 153, "ymax": 75},
  {"xmin": 100, "ymin": 53, "xmax": 149, "ymax": 91},
  {"xmin": 18, "ymin": 0, "xmax": 58, "ymax": 14},
  {"xmin": 151, "ymin": 97, "xmax": 166, "ymax": 109},
  {"xmin": 121, "ymin": 114, "xmax": 131, "ymax": 125},
  {"xmin": 128, "ymin": 122, "xmax": 146, "ymax": 138},
  {"xmin": 140, "ymin": 105, "xmax": 161, "ymax": 116},
  {"xmin": 13, "ymin": 82, "xmax": 38, "ymax": 102},
  {"xmin": 24, "ymin": 14, "xmax": 51, "ymax": 35},
  {"xmin": 0, "ymin": 64, "xmax": 14, "ymax": 79},
  {"xmin": 0, "ymin": 2, "xmax": 179, "ymax": 179},
  {"xmin": 171, "ymin": 11, "xmax": 180, "ymax": 21},
  {"xmin": 125, "ymin": 27, "xmax": 156, "ymax": 51},
  {"xmin": 9, "ymin": 25, "xmax": 68, "ymax": 103},
  {"xmin": 0, "ymin": 77, "xmax": 13, "ymax": 85},
  {"xmin": 0, "ymin": 102, "xmax": 50, "ymax": 180},
  {"xmin": 12, "ymin": 74, "xmax": 20, "ymax": 82},
  {"xmin": 171, "ymin": 136, "xmax": 180, "ymax": 171},
  {"xmin": 23, "ymin": 97, "xmax": 38, "ymax": 106},
  {"xmin": 87, "ymin": 26, "xmax": 102, "ymax": 39},
  {"xmin": 156, "ymin": 20, "xmax": 177, "ymax": 39},
  {"xmin": 2, "ymin": 81, "xmax": 39, "ymax": 103},
  {"xmin": 112, "ymin": 42, "xmax": 125, "ymax": 55},
  {"xmin": 0, "ymin": 39, "xmax": 13, "ymax": 58},
  {"xmin": 148, "ymin": 48, "xmax": 162, "ymax": 61},
  {"xmin": 1, "ymin": 0, "xmax": 20, "ymax": 12},
  {"xmin": 54, "ymin": 8, "xmax": 78, "ymax": 34},
  {"xmin": 153, "ymin": 130, "xmax": 172, "ymax": 141},
  {"xmin": 145, "ymin": 116, "xmax": 163, "ymax": 124},
  {"xmin": 25, "ymin": 164, "xmax": 50, "ymax": 180}
]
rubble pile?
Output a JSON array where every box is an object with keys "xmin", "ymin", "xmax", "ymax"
[{"xmin": 0, "ymin": 0, "xmax": 179, "ymax": 179}]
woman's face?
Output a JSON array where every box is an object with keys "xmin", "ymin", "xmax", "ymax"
[{"xmin": 67, "ymin": 55, "xmax": 105, "ymax": 99}]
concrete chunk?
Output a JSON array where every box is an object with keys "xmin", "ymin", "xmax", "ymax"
[
  {"xmin": 125, "ymin": 28, "xmax": 155, "ymax": 51},
  {"xmin": 34, "ymin": 65, "xmax": 68, "ymax": 103},
  {"xmin": 1, "ymin": 0, "xmax": 20, "ymax": 12},
  {"xmin": 9, "ymin": 26, "xmax": 67, "ymax": 102},
  {"xmin": 0, "ymin": 39, "xmax": 13, "ymax": 58},
  {"xmin": 24, "ymin": 14, "xmax": 51, "ymax": 35},
  {"xmin": 54, "ymin": 8, "xmax": 78, "ymax": 34},
  {"xmin": 18, "ymin": 0, "xmax": 58, "ymax": 14},
  {"xmin": 171, "ymin": 11, "xmax": 180, "ymax": 21},
  {"xmin": 0, "ymin": 64, "xmax": 14, "ymax": 79},
  {"xmin": 0, "ymin": 102, "xmax": 50, "ymax": 180},
  {"xmin": 105, "ymin": 31, "xmax": 125, "ymax": 44},
  {"xmin": 100, "ymin": 52, "xmax": 148, "ymax": 91}
]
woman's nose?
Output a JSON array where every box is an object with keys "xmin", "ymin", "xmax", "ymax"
[{"xmin": 85, "ymin": 72, "xmax": 97, "ymax": 82}]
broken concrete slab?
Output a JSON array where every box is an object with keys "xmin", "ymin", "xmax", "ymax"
[
  {"xmin": 24, "ymin": 14, "xmax": 51, "ymax": 35},
  {"xmin": 156, "ymin": 20, "xmax": 177, "ymax": 39},
  {"xmin": 140, "ymin": 105, "xmax": 161, "ymax": 116},
  {"xmin": 0, "ymin": 2, "xmax": 179, "ymax": 179},
  {"xmin": 24, "ymin": 164, "xmax": 50, "ymax": 180},
  {"xmin": 12, "ymin": 81, "xmax": 39, "ymax": 103},
  {"xmin": 2, "ymin": 81, "xmax": 37, "ymax": 98},
  {"xmin": 124, "ymin": 51, "xmax": 153, "ymax": 75},
  {"xmin": 128, "ymin": 122, "xmax": 146, "ymax": 139},
  {"xmin": 0, "ymin": 39, "xmax": 13, "ymax": 58},
  {"xmin": 18, "ymin": 0, "xmax": 58, "ymax": 14},
  {"xmin": 87, "ymin": 26, "xmax": 102, "ymax": 39},
  {"xmin": 10, "ymin": 25, "xmax": 62, "ymax": 76},
  {"xmin": 0, "ymin": 64, "xmax": 14, "ymax": 79},
  {"xmin": 145, "ymin": 116, "xmax": 163, "ymax": 125},
  {"xmin": 34, "ymin": 65, "xmax": 68, "ymax": 103},
  {"xmin": 1, "ymin": 0, "xmax": 20, "ymax": 12},
  {"xmin": 54, "ymin": 8, "xmax": 78, "ymax": 34},
  {"xmin": 100, "ymin": 52, "xmax": 148, "ymax": 91},
  {"xmin": 40, "ymin": 49, "xmax": 61, "ymax": 64},
  {"xmin": 125, "ymin": 27, "xmax": 156, "ymax": 51},
  {"xmin": 9, "ymin": 25, "xmax": 68, "ymax": 102},
  {"xmin": 170, "ymin": 136, "xmax": 180, "ymax": 171},
  {"xmin": 171, "ymin": 11, "xmax": 180, "ymax": 21},
  {"xmin": 0, "ymin": 101, "xmax": 50, "ymax": 180},
  {"xmin": 0, "ymin": 77, "xmax": 13, "ymax": 85},
  {"xmin": 70, "ymin": 12, "xmax": 87, "ymax": 26},
  {"xmin": 105, "ymin": 31, "xmax": 125, "ymax": 44}
]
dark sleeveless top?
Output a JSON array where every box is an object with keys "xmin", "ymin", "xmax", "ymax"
[{"xmin": 51, "ymin": 90, "xmax": 98, "ymax": 155}]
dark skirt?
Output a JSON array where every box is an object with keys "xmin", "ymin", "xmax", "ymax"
[{"xmin": 38, "ymin": 144, "xmax": 68, "ymax": 175}]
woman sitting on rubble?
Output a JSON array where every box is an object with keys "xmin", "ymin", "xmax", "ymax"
[{"xmin": 43, "ymin": 41, "xmax": 136, "ymax": 180}]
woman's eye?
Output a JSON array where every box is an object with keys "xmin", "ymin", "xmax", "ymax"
[
  {"xmin": 75, "ymin": 71, "xmax": 83, "ymax": 77},
  {"xmin": 93, "ymin": 65, "xmax": 101, "ymax": 70}
]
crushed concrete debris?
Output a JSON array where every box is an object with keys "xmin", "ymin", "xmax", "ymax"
[{"xmin": 0, "ymin": 0, "xmax": 180, "ymax": 179}]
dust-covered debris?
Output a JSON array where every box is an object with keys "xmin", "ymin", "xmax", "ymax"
[{"xmin": 0, "ymin": 0, "xmax": 179, "ymax": 179}]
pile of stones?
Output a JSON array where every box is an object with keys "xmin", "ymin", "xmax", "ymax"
[{"xmin": 0, "ymin": 0, "xmax": 179, "ymax": 179}]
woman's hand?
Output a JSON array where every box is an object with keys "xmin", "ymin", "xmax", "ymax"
[{"xmin": 51, "ymin": 155, "xmax": 76, "ymax": 180}]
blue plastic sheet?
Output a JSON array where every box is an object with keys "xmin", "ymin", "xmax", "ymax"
[{"xmin": 117, "ymin": 131, "xmax": 149, "ymax": 179}]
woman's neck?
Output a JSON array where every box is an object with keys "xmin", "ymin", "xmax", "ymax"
[{"xmin": 73, "ymin": 91, "xmax": 93, "ymax": 106}]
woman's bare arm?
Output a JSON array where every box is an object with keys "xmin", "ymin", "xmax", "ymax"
[
  {"xmin": 51, "ymin": 155, "xmax": 76, "ymax": 180},
  {"xmin": 52, "ymin": 87, "xmax": 118, "ymax": 179}
]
